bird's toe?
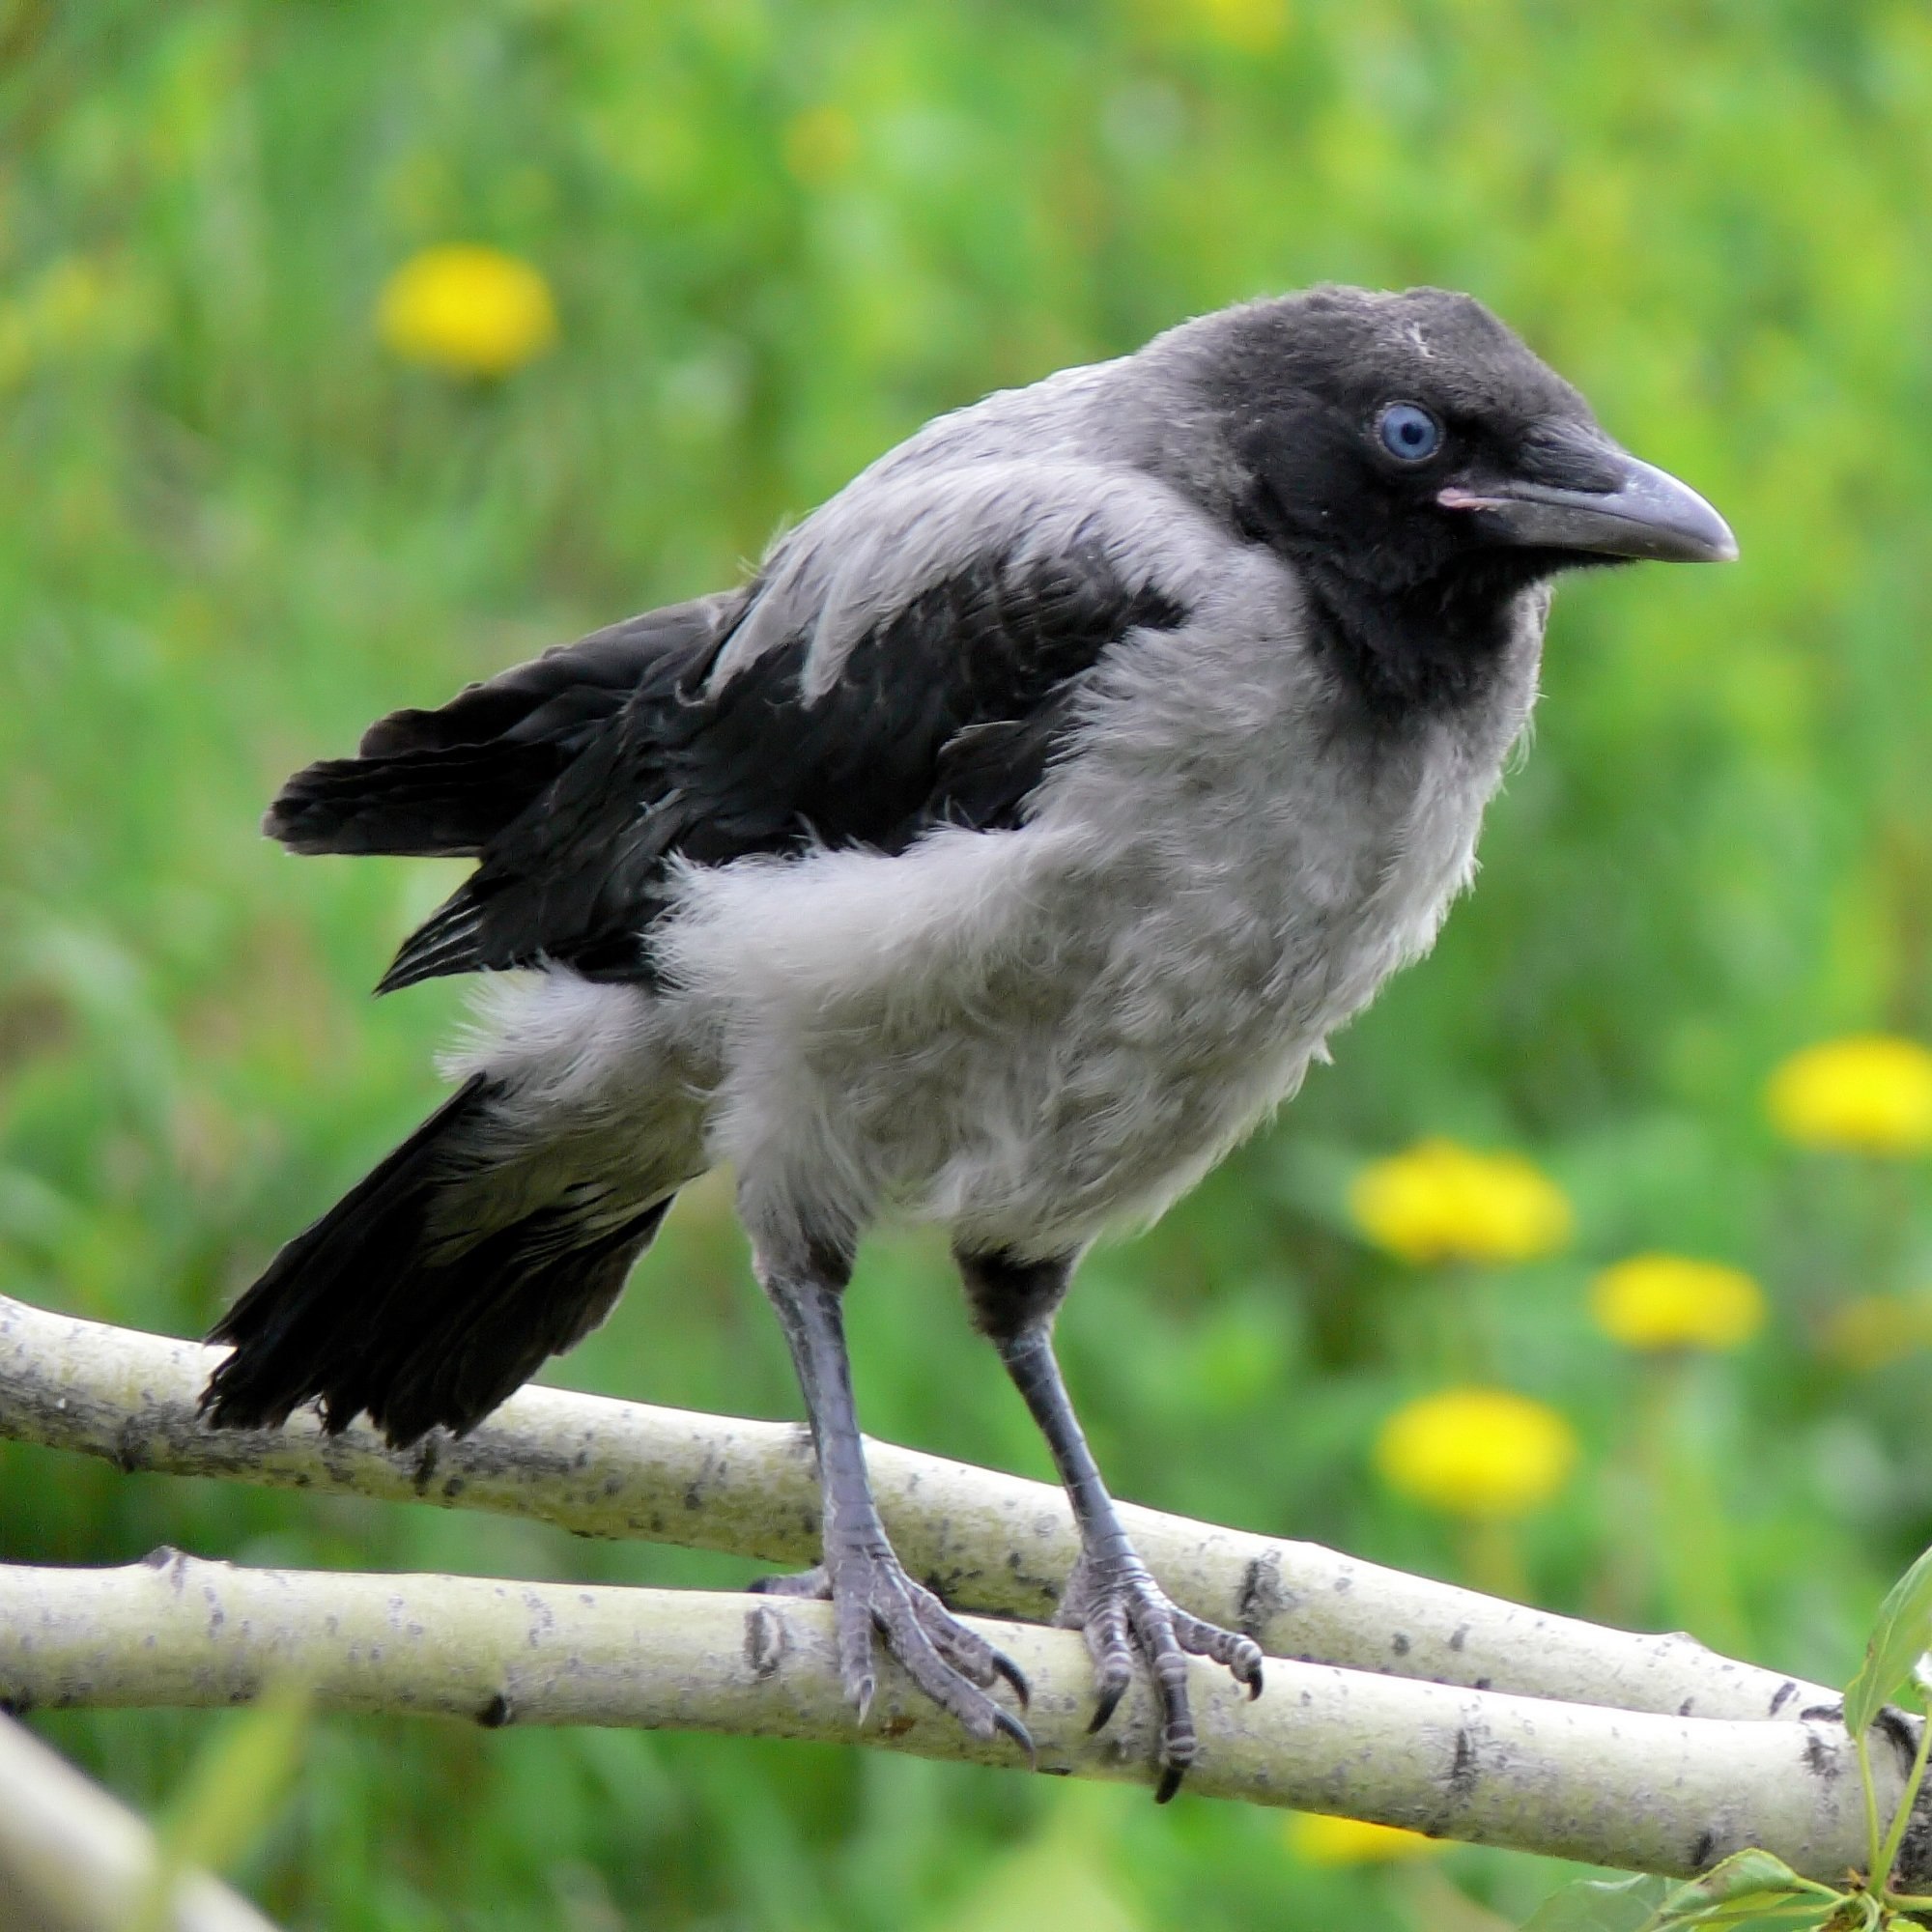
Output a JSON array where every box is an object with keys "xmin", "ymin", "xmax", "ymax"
[
  {"xmin": 1060, "ymin": 1551, "xmax": 1263, "ymax": 1800},
  {"xmin": 819, "ymin": 1541, "xmax": 1034, "ymax": 1762},
  {"xmin": 746, "ymin": 1562, "xmax": 833, "ymax": 1600}
]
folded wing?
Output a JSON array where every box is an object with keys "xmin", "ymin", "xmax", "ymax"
[{"xmin": 268, "ymin": 469, "xmax": 1194, "ymax": 991}]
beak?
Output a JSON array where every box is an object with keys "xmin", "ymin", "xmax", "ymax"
[{"xmin": 1439, "ymin": 434, "xmax": 1738, "ymax": 565}]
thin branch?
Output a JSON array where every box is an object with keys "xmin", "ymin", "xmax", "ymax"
[
  {"xmin": 0, "ymin": 1708, "xmax": 279, "ymax": 1932},
  {"xmin": 0, "ymin": 1551, "xmax": 1905, "ymax": 1887},
  {"xmin": 0, "ymin": 1293, "xmax": 1824, "ymax": 1725}
]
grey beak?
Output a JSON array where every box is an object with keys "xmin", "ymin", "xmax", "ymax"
[{"xmin": 1439, "ymin": 444, "xmax": 1738, "ymax": 565}]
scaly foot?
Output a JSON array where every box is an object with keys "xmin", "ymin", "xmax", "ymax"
[
  {"xmin": 1060, "ymin": 1547, "xmax": 1264, "ymax": 1802},
  {"xmin": 751, "ymin": 1547, "xmax": 1033, "ymax": 1758}
]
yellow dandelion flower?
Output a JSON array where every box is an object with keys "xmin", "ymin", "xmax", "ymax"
[
  {"xmin": 782, "ymin": 105, "xmax": 860, "ymax": 185},
  {"xmin": 1350, "ymin": 1139, "xmax": 1573, "ymax": 1264},
  {"xmin": 1376, "ymin": 1386, "xmax": 1577, "ymax": 1519},
  {"xmin": 1589, "ymin": 1254, "xmax": 1765, "ymax": 1353},
  {"xmin": 377, "ymin": 244, "xmax": 556, "ymax": 379},
  {"xmin": 1286, "ymin": 1811, "xmax": 1442, "ymax": 1865},
  {"xmin": 1821, "ymin": 1293, "xmax": 1932, "ymax": 1373},
  {"xmin": 1766, "ymin": 1036, "xmax": 1932, "ymax": 1155}
]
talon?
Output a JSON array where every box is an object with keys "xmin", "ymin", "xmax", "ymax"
[
  {"xmin": 853, "ymin": 1674, "xmax": 875, "ymax": 1726},
  {"xmin": 990, "ymin": 1647, "xmax": 1031, "ymax": 1708},
  {"xmin": 993, "ymin": 1707, "xmax": 1037, "ymax": 1767},
  {"xmin": 1089, "ymin": 1672, "xmax": 1130, "ymax": 1735},
  {"xmin": 1154, "ymin": 1763, "xmax": 1184, "ymax": 1804}
]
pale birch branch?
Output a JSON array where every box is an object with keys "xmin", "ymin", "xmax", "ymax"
[
  {"xmin": 0, "ymin": 1552, "xmax": 1910, "ymax": 1887},
  {"xmin": 0, "ymin": 1708, "xmax": 280, "ymax": 1932},
  {"xmin": 0, "ymin": 1293, "xmax": 1826, "ymax": 1726}
]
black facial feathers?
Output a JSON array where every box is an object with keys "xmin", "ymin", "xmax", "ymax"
[{"xmin": 1177, "ymin": 286, "xmax": 1609, "ymax": 719}]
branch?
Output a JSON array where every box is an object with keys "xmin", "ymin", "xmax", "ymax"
[
  {"xmin": 0, "ymin": 1293, "xmax": 1822, "ymax": 1725},
  {"xmin": 0, "ymin": 1551, "xmax": 1906, "ymax": 1886},
  {"xmin": 0, "ymin": 1708, "xmax": 279, "ymax": 1932}
]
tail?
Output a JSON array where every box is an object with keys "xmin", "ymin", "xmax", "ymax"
[{"xmin": 201, "ymin": 1076, "xmax": 672, "ymax": 1447}]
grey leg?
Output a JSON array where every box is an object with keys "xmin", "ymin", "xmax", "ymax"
[
  {"xmin": 959, "ymin": 1248, "xmax": 1264, "ymax": 1802},
  {"xmin": 748, "ymin": 1241, "xmax": 1031, "ymax": 1757}
]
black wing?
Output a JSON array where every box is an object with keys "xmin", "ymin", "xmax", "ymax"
[
  {"xmin": 327, "ymin": 530, "xmax": 1184, "ymax": 991},
  {"xmin": 265, "ymin": 594, "xmax": 742, "ymax": 860}
]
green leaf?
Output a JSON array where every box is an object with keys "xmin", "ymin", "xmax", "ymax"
[
  {"xmin": 1520, "ymin": 1873, "xmax": 1667, "ymax": 1932},
  {"xmin": 1845, "ymin": 1543, "xmax": 1932, "ymax": 1735},
  {"xmin": 1657, "ymin": 1903, "xmax": 1838, "ymax": 1932},
  {"xmin": 1638, "ymin": 1850, "xmax": 1846, "ymax": 1932}
]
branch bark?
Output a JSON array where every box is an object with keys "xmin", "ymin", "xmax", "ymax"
[
  {"xmin": 0, "ymin": 1708, "xmax": 280, "ymax": 1932},
  {"xmin": 0, "ymin": 1293, "xmax": 1822, "ymax": 1725},
  {"xmin": 7, "ymin": 1292, "xmax": 1909, "ymax": 1886},
  {"xmin": 0, "ymin": 1552, "xmax": 1906, "ymax": 1886}
]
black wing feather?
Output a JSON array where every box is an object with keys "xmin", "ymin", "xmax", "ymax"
[
  {"xmin": 266, "ymin": 595, "xmax": 740, "ymax": 858},
  {"xmin": 316, "ymin": 530, "xmax": 1184, "ymax": 991}
]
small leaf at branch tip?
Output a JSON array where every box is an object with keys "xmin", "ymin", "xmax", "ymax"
[
  {"xmin": 1638, "ymin": 1847, "xmax": 1849, "ymax": 1932},
  {"xmin": 1845, "ymin": 1542, "xmax": 1932, "ymax": 1736}
]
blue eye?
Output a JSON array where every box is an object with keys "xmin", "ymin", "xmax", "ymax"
[{"xmin": 1378, "ymin": 402, "xmax": 1441, "ymax": 463}]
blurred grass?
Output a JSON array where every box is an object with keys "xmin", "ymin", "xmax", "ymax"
[{"xmin": 4, "ymin": 0, "xmax": 1932, "ymax": 1925}]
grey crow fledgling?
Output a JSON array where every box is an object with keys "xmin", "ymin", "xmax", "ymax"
[{"xmin": 201, "ymin": 285, "xmax": 1736, "ymax": 1798}]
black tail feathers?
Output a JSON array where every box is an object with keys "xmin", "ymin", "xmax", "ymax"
[{"xmin": 201, "ymin": 1077, "xmax": 670, "ymax": 1448}]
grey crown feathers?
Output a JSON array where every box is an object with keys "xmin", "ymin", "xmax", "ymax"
[{"xmin": 201, "ymin": 284, "xmax": 1736, "ymax": 1800}]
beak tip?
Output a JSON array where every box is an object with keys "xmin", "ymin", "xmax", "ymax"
[{"xmin": 1460, "ymin": 445, "xmax": 1739, "ymax": 567}]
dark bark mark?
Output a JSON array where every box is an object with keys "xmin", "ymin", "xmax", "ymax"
[
  {"xmin": 1802, "ymin": 1729, "xmax": 1838, "ymax": 1782},
  {"xmin": 476, "ymin": 1691, "xmax": 514, "ymax": 1728},
  {"xmin": 1237, "ymin": 1550, "xmax": 1289, "ymax": 1638},
  {"xmin": 1877, "ymin": 1707, "xmax": 1920, "ymax": 1770},
  {"xmin": 1896, "ymin": 1789, "xmax": 1932, "ymax": 1893},
  {"xmin": 1447, "ymin": 1727, "xmax": 1480, "ymax": 1800},
  {"xmin": 1769, "ymin": 1678, "xmax": 1798, "ymax": 1717},
  {"xmin": 1391, "ymin": 1633, "xmax": 1411, "ymax": 1657},
  {"xmin": 1690, "ymin": 1828, "xmax": 1717, "ymax": 1870},
  {"xmin": 744, "ymin": 1605, "xmax": 788, "ymax": 1680},
  {"xmin": 1448, "ymin": 1623, "xmax": 1469, "ymax": 1653}
]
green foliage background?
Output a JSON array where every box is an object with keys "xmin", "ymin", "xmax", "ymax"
[{"xmin": 4, "ymin": 1, "xmax": 1932, "ymax": 1924}]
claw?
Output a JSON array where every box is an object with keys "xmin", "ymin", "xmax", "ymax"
[
  {"xmin": 989, "ymin": 1647, "xmax": 1032, "ymax": 1708},
  {"xmin": 853, "ymin": 1673, "xmax": 875, "ymax": 1726},
  {"xmin": 1058, "ymin": 1548, "xmax": 1264, "ymax": 1801},
  {"xmin": 993, "ymin": 1706, "xmax": 1037, "ymax": 1768},
  {"xmin": 1088, "ymin": 1673, "xmax": 1130, "ymax": 1735}
]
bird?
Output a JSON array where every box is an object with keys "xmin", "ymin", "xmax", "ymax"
[{"xmin": 199, "ymin": 284, "xmax": 1736, "ymax": 1799}]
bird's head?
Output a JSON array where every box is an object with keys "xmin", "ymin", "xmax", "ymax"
[{"xmin": 1183, "ymin": 285, "xmax": 1736, "ymax": 710}]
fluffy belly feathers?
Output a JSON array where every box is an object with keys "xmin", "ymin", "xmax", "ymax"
[{"xmin": 654, "ymin": 733, "xmax": 1492, "ymax": 1255}]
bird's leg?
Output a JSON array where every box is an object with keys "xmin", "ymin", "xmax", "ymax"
[
  {"xmin": 959, "ymin": 1248, "xmax": 1265, "ymax": 1803},
  {"xmin": 747, "ymin": 1238, "xmax": 1032, "ymax": 1757}
]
